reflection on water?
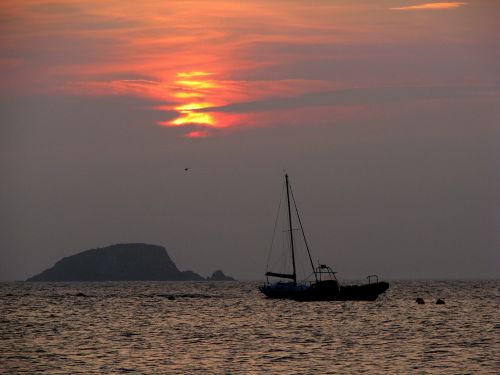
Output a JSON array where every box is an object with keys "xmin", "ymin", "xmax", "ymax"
[{"xmin": 1, "ymin": 281, "xmax": 497, "ymax": 373}]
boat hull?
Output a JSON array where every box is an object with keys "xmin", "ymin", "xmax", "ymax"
[
  {"xmin": 294, "ymin": 281, "xmax": 390, "ymax": 301},
  {"xmin": 259, "ymin": 280, "xmax": 389, "ymax": 301},
  {"xmin": 258, "ymin": 282, "xmax": 310, "ymax": 299}
]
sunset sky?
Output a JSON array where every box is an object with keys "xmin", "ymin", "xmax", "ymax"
[{"xmin": 1, "ymin": 1, "xmax": 498, "ymax": 280}]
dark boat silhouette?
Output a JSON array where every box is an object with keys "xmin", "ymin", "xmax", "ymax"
[{"xmin": 259, "ymin": 174, "xmax": 389, "ymax": 301}]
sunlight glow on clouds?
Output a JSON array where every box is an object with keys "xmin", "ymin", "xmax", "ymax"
[
  {"xmin": 391, "ymin": 2, "xmax": 466, "ymax": 11},
  {"xmin": 0, "ymin": 0, "xmax": 496, "ymax": 138}
]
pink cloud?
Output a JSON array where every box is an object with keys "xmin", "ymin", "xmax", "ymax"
[{"xmin": 391, "ymin": 2, "xmax": 466, "ymax": 11}]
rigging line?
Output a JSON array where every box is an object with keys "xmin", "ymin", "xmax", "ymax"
[
  {"xmin": 265, "ymin": 178, "xmax": 286, "ymax": 272},
  {"xmin": 289, "ymin": 184, "xmax": 317, "ymax": 281},
  {"xmin": 267, "ymin": 198, "xmax": 287, "ymax": 273}
]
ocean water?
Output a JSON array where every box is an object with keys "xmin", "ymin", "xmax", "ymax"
[{"xmin": 1, "ymin": 280, "xmax": 498, "ymax": 374}]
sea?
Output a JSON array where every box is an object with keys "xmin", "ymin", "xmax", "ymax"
[{"xmin": 1, "ymin": 280, "xmax": 498, "ymax": 374}]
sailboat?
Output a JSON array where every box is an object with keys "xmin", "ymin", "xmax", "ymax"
[
  {"xmin": 259, "ymin": 174, "xmax": 389, "ymax": 301},
  {"xmin": 258, "ymin": 174, "xmax": 314, "ymax": 298}
]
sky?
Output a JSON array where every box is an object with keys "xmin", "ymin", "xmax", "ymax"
[{"xmin": 0, "ymin": 0, "xmax": 499, "ymax": 281}]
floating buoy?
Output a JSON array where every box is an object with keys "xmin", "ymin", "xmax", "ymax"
[
  {"xmin": 416, "ymin": 298, "xmax": 425, "ymax": 304},
  {"xmin": 436, "ymin": 298, "xmax": 445, "ymax": 304}
]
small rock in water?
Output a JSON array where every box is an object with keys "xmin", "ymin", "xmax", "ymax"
[
  {"xmin": 75, "ymin": 292, "xmax": 87, "ymax": 297},
  {"xmin": 118, "ymin": 367, "xmax": 135, "ymax": 373},
  {"xmin": 416, "ymin": 298, "xmax": 425, "ymax": 304},
  {"xmin": 121, "ymin": 331, "xmax": 138, "ymax": 337},
  {"xmin": 168, "ymin": 295, "xmax": 175, "ymax": 300},
  {"xmin": 436, "ymin": 298, "xmax": 445, "ymax": 305}
]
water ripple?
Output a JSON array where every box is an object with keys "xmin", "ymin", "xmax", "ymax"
[{"xmin": 0, "ymin": 280, "xmax": 498, "ymax": 373}]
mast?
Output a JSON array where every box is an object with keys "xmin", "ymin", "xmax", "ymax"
[
  {"xmin": 285, "ymin": 174, "xmax": 297, "ymax": 283},
  {"xmin": 290, "ymin": 186, "xmax": 318, "ymax": 281}
]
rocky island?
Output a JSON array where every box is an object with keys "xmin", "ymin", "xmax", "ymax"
[
  {"xmin": 207, "ymin": 270, "xmax": 234, "ymax": 281},
  {"xmin": 27, "ymin": 243, "xmax": 234, "ymax": 282}
]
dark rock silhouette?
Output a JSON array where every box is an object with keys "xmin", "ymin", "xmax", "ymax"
[
  {"xmin": 207, "ymin": 270, "xmax": 234, "ymax": 281},
  {"xmin": 416, "ymin": 298, "xmax": 425, "ymax": 304},
  {"xmin": 27, "ymin": 243, "xmax": 204, "ymax": 282},
  {"xmin": 121, "ymin": 331, "xmax": 138, "ymax": 337},
  {"xmin": 75, "ymin": 292, "xmax": 87, "ymax": 297},
  {"xmin": 436, "ymin": 298, "xmax": 445, "ymax": 304}
]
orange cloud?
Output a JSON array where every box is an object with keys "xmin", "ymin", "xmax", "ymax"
[
  {"xmin": 1, "ymin": 0, "xmax": 491, "ymax": 138},
  {"xmin": 68, "ymin": 71, "xmax": 340, "ymax": 134},
  {"xmin": 391, "ymin": 2, "xmax": 466, "ymax": 10}
]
